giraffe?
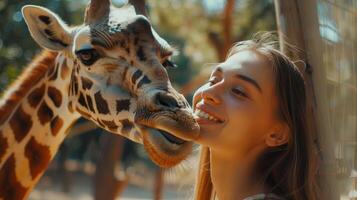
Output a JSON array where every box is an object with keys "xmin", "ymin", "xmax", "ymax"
[{"xmin": 0, "ymin": 1, "xmax": 200, "ymax": 199}]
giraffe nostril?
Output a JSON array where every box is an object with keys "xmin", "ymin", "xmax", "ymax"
[{"xmin": 155, "ymin": 93, "xmax": 180, "ymax": 109}]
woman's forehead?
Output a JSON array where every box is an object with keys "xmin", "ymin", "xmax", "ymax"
[
  {"xmin": 212, "ymin": 50, "xmax": 271, "ymax": 79},
  {"xmin": 214, "ymin": 50, "xmax": 276, "ymax": 93},
  {"xmin": 222, "ymin": 50, "xmax": 269, "ymax": 70}
]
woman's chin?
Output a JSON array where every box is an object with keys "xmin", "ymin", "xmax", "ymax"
[{"xmin": 194, "ymin": 128, "xmax": 218, "ymax": 146}]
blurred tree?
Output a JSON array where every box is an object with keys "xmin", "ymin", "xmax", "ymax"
[
  {"xmin": 94, "ymin": 133, "xmax": 129, "ymax": 200},
  {"xmin": 208, "ymin": 0, "xmax": 276, "ymax": 61}
]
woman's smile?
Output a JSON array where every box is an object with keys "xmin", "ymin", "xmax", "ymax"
[{"xmin": 194, "ymin": 101, "xmax": 225, "ymax": 125}]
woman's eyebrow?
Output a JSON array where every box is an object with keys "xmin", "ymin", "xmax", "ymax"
[{"xmin": 235, "ymin": 74, "xmax": 262, "ymax": 93}]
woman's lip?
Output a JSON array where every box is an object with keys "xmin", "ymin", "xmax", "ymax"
[
  {"xmin": 195, "ymin": 103, "xmax": 225, "ymax": 123},
  {"xmin": 195, "ymin": 117, "xmax": 221, "ymax": 125}
]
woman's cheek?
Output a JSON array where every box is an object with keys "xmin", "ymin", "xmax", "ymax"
[{"xmin": 224, "ymin": 103, "xmax": 258, "ymax": 139}]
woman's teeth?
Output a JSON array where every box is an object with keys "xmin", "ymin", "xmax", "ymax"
[{"xmin": 194, "ymin": 109, "xmax": 221, "ymax": 122}]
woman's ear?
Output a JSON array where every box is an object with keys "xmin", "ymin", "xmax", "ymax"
[
  {"xmin": 22, "ymin": 5, "xmax": 72, "ymax": 51},
  {"xmin": 265, "ymin": 122, "xmax": 289, "ymax": 147}
]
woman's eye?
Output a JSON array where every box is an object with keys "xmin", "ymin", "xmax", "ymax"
[
  {"xmin": 76, "ymin": 49, "xmax": 100, "ymax": 66},
  {"xmin": 232, "ymin": 88, "xmax": 248, "ymax": 98}
]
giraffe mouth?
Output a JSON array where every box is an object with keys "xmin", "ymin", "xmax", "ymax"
[
  {"xmin": 134, "ymin": 108, "xmax": 200, "ymax": 141},
  {"xmin": 158, "ymin": 129, "xmax": 186, "ymax": 145},
  {"xmin": 134, "ymin": 107, "xmax": 199, "ymax": 167},
  {"xmin": 141, "ymin": 125, "xmax": 188, "ymax": 146},
  {"xmin": 137, "ymin": 125, "xmax": 193, "ymax": 167}
]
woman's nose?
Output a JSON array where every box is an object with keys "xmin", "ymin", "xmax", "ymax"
[{"xmin": 201, "ymin": 88, "xmax": 221, "ymax": 105}]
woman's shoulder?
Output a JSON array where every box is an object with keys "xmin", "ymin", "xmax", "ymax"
[{"xmin": 243, "ymin": 193, "xmax": 285, "ymax": 200}]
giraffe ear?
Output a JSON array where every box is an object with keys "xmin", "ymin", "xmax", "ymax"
[{"xmin": 22, "ymin": 5, "xmax": 71, "ymax": 51}]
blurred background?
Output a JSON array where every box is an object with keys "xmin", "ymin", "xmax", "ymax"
[{"xmin": 0, "ymin": 0, "xmax": 356, "ymax": 199}]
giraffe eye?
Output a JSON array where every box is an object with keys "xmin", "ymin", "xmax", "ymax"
[{"xmin": 76, "ymin": 49, "xmax": 100, "ymax": 66}]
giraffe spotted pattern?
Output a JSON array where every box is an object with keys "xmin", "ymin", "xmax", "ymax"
[
  {"xmin": 0, "ymin": 155, "xmax": 27, "ymax": 200},
  {"xmin": 101, "ymin": 120, "xmax": 118, "ymax": 132},
  {"xmin": 47, "ymin": 86, "xmax": 62, "ymax": 107},
  {"xmin": 27, "ymin": 84, "xmax": 45, "ymax": 108},
  {"xmin": 0, "ymin": 51, "xmax": 70, "ymax": 199},
  {"xmin": 9, "ymin": 105, "xmax": 33, "ymax": 142},
  {"xmin": 50, "ymin": 116, "xmax": 64, "ymax": 136},
  {"xmin": 81, "ymin": 77, "xmax": 94, "ymax": 90},
  {"xmin": 116, "ymin": 99, "xmax": 130, "ymax": 113},
  {"xmin": 119, "ymin": 119, "xmax": 134, "ymax": 135},
  {"xmin": 25, "ymin": 137, "xmax": 51, "ymax": 179},
  {"xmin": 94, "ymin": 91, "xmax": 110, "ymax": 115},
  {"xmin": 0, "ymin": 132, "xmax": 8, "ymax": 163},
  {"xmin": 37, "ymin": 101, "xmax": 54, "ymax": 125}
]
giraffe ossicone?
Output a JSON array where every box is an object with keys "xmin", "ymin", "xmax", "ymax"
[{"xmin": 0, "ymin": 0, "xmax": 199, "ymax": 199}]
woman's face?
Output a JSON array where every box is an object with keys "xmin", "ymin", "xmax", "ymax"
[{"xmin": 193, "ymin": 50, "xmax": 283, "ymax": 158}]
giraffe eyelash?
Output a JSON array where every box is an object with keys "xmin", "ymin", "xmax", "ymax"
[{"xmin": 162, "ymin": 60, "xmax": 177, "ymax": 68}]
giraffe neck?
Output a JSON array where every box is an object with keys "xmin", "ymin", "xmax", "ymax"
[{"xmin": 0, "ymin": 51, "xmax": 80, "ymax": 200}]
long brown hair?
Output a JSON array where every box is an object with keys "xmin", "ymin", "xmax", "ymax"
[{"xmin": 194, "ymin": 33, "xmax": 319, "ymax": 200}]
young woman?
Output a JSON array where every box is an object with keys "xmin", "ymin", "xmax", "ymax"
[{"xmin": 192, "ymin": 33, "xmax": 319, "ymax": 200}]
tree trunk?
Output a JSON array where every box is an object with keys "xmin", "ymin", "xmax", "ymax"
[
  {"xmin": 208, "ymin": 0, "xmax": 235, "ymax": 61},
  {"xmin": 94, "ymin": 134, "xmax": 129, "ymax": 200},
  {"xmin": 58, "ymin": 142, "xmax": 72, "ymax": 193},
  {"xmin": 153, "ymin": 168, "xmax": 164, "ymax": 200}
]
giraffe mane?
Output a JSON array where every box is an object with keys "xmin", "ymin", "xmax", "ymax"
[{"xmin": 0, "ymin": 51, "xmax": 58, "ymax": 125}]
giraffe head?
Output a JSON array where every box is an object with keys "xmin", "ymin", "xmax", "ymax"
[{"xmin": 22, "ymin": 0, "xmax": 199, "ymax": 167}]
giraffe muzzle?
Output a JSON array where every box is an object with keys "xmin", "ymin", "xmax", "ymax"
[
  {"xmin": 132, "ymin": 92, "xmax": 200, "ymax": 167},
  {"xmin": 134, "ymin": 105, "xmax": 200, "ymax": 142},
  {"xmin": 138, "ymin": 125, "xmax": 194, "ymax": 167}
]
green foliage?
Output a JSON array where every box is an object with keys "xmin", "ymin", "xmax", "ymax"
[{"xmin": 5, "ymin": 65, "xmax": 20, "ymax": 83}]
